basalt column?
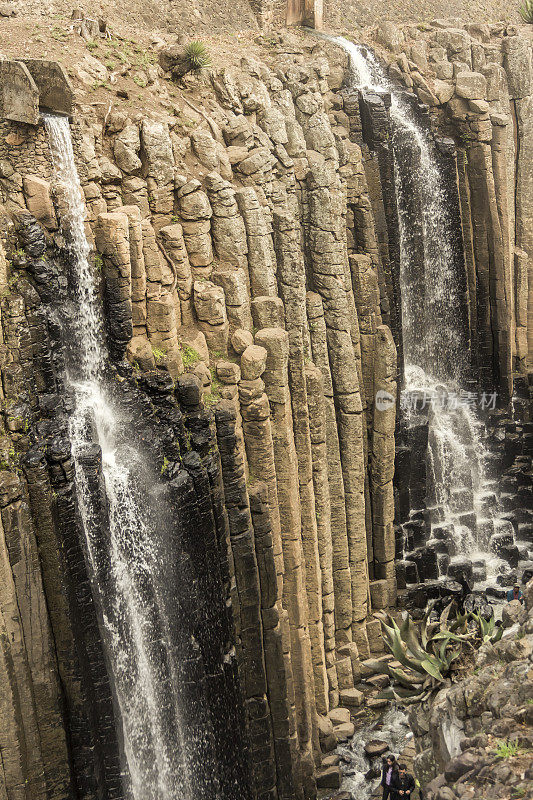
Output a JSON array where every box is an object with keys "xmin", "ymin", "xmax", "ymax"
[
  {"xmin": 255, "ymin": 326, "xmax": 317, "ymax": 799},
  {"xmin": 272, "ymin": 203, "xmax": 328, "ymax": 718},
  {"xmin": 305, "ymin": 160, "xmax": 370, "ymax": 640}
]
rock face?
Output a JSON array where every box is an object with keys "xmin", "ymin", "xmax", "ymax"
[
  {"xmin": 372, "ymin": 20, "xmax": 532, "ymax": 392},
  {"xmin": 409, "ymin": 579, "xmax": 533, "ymax": 800},
  {"xmin": 0, "ymin": 19, "xmax": 530, "ymax": 800}
]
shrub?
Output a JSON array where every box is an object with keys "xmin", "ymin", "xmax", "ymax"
[
  {"xmin": 519, "ymin": 0, "xmax": 533, "ymax": 22},
  {"xmin": 184, "ymin": 41, "xmax": 211, "ymax": 73},
  {"xmin": 494, "ymin": 740, "xmax": 520, "ymax": 759}
]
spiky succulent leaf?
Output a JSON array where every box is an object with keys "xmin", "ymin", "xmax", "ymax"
[
  {"xmin": 184, "ymin": 41, "xmax": 212, "ymax": 72},
  {"xmin": 388, "ymin": 665, "xmax": 423, "ymax": 689},
  {"xmin": 432, "ymin": 631, "xmax": 470, "ymax": 644},
  {"xmin": 421, "ymin": 658, "xmax": 445, "ymax": 682},
  {"xmin": 519, "ymin": 0, "xmax": 533, "ymax": 23},
  {"xmin": 440, "ymin": 601, "xmax": 454, "ymax": 629},
  {"xmin": 376, "ymin": 685, "xmax": 424, "ymax": 701}
]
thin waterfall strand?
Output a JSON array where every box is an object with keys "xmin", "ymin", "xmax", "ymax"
[{"xmin": 44, "ymin": 113, "xmax": 191, "ymax": 800}]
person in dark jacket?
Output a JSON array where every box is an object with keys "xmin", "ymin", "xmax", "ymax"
[
  {"xmin": 391, "ymin": 764, "xmax": 416, "ymax": 799},
  {"xmin": 380, "ymin": 754, "xmax": 398, "ymax": 799}
]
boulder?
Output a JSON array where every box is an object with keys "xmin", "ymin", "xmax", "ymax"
[
  {"xmin": 316, "ymin": 766, "xmax": 341, "ymax": 789},
  {"xmin": 375, "ymin": 21, "xmax": 404, "ymax": 53},
  {"xmin": 364, "ymin": 739, "xmax": 389, "ymax": 758},
  {"xmin": 434, "ymin": 80, "xmax": 455, "ymax": 104},
  {"xmin": 502, "ymin": 600, "xmax": 527, "ymax": 629},
  {"xmin": 231, "ymin": 329, "xmax": 253, "ymax": 354},
  {"xmin": 158, "ymin": 45, "xmax": 191, "ymax": 78},
  {"xmin": 334, "ymin": 722, "xmax": 355, "ymax": 742},
  {"xmin": 328, "ymin": 707, "xmax": 350, "ymax": 726},
  {"xmin": 22, "ymin": 176, "xmax": 57, "ymax": 230},
  {"xmin": 240, "ymin": 345, "xmax": 267, "ymax": 381},
  {"xmin": 339, "ymin": 688, "xmax": 364, "ymax": 707},
  {"xmin": 0, "ymin": 60, "xmax": 39, "ymax": 125},
  {"xmin": 455, "ymin": 71, "xmax": 487, "ymax": 100}
]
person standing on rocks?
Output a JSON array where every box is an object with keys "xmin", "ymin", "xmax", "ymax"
[
  {"xmin": 391, "ymin": 764, "xmax": 416, "ymax": 799},
  {"xmin": 381, "ymin": 754, "xmax": 398, "ymax": 799}
]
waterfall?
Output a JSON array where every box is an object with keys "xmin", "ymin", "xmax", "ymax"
[
  {"xmin": 44, "ymin": 114, "xmax": 193, "ymax": 800},
  {"xmin": 331, "ymin": 38, "xmax": 507, "ymax": 584}
]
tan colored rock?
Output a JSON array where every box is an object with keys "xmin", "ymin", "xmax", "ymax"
[
  {"xmin": 205, "ymin": 172, "xmax": 248, "ymax": 271},
  {"xmin": 334, "ymin": 721, "xmax": 355, "ymax": 742},
  {"xmin": 22, "ymin": 175, "xmax": 57, "ymax": 230},
  {"xmin": 231, "ymin": 328, "xmax": 254, "ymax": 354},
  {"xmin": 251, "ymin": 296, "xmax": 285, "ymax": 330},
  {"xmin": 212, "ymin": 267, "xmax": 252, "ymax": 332},
  {"xmin": 455, "ymin": 71, "xmax": 487, "ymax": 100},
  {"xmin": 241, "ymin": 344, "xmax": 267, "ymax": 380},
  {"xmin": 328, "ymin": 707, "xmax": 350, "ymax": 726},
  {"xmin": 433, "ymin": 80, "xmax": 455, "ymax": 104},
  {"xmin": 339, "ymin": 688, "xmax": 364, "ymax": 707},
  {"xmin": 307, "ymin": 292, "xmax": 352, "ymax": 645},
  {"xmin": 255, "ymin": 326, "xmax": 317, "ymax": 782},
  {"xmin": 375, "ymin": 21, "xmax": 404, "ymax": 53},
  {"xmin": 193, "ymin": 279, "xmax": 229, "ymax": 354},
  {"xmin": 369, "ymin": 579, "xmax": 389, "ymax": 610},
  {"xmin": 235, "ymin": 188, "xmax": 277, "ymax": 298},
  {"xmin": 158, "ymin": 223, "xmax": 192, "ymax": 324}
]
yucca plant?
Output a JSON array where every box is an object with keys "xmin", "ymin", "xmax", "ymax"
[
  {"xmin": 184, "ymin": 41, "xmax": 211, "ymax": 73},
  {"xmin": 519, "ymin": 0, "xmax": 533, "ymax": 22}
]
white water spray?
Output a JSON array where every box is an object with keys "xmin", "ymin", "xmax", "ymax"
[
  {"xmin": 44, "ymin": 114, "xmax": 190, "ymax": 800},
  {"xmin": 331, "ymin": 38, "xmax": 506, "ymax": 582}
]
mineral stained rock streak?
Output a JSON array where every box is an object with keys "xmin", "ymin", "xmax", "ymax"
[
  {"xmin": 334, "ymin": 38, "xmax": 505, "ymax": 580},
  {"xmin": 44, "ymin": 114, "xmax": 192, "ymax": 800}
]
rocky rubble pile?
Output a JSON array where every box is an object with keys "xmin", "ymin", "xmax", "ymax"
[{"xmin": 410, "ymin": 578, "xmax": 533, "ymax": 800}]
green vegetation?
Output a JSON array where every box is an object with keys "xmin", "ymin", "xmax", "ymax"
[
  {"xmin": 469, "ymin": 611, "xmax": 504, "ymax": 644},
  {"xmin": 180, "ymin": 345, "xmax": 201, "ymax": 371},
  {"xmin": 203, "ymin": 370, "xmax": 222, "ymax": 406},
  {"xmin": 160, "ymin": 456, "xmax": 170, "ymax": 475},
  {"xmin": 133, "ymin": 75, "xmax": 147, "ymax": 88},
  {"xmin": 374, "ymin": 601, "xmax": 504, "ymax": 704},
  {"xmin": 519, "ymin": 0, "xmax": 533, "ymax": 22},
  {"xmin": 494, "ymin": 740, "xmax": 521, "ymax": 759},
  {"xmin": 151, "ymin": 346, "xmax": 167, "ymax": 364},
  {"xmin": 184, "ymin": 41, "xmax": 212, "ymax": 73}
]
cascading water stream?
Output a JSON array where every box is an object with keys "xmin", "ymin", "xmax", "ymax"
[
  {"xmin": 330, "ymin": 37, "xmax": 507, "ymax": 583},
  {"xmin": 44, "ymin": 114, "xmax": 192, "ymax": 800}
]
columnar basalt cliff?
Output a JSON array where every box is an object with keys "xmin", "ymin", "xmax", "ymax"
[{"xmin": 0, "ymin": 14, "xmax": 531, "ymax": 800}]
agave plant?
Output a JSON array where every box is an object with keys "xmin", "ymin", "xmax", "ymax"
[
  {"xmin": 519, "ymin": 0, "xmax": 533, "ymax": 22},
  {"xmin": 372, "ymin": 601, "xmax": 469, "ymax": 704},
  {"xmin": 184, "ymin": 41, "xmax": 212, "ymax": 73},
  {"xmin": 468, "ymin": 611, "xmax": 503, "ymax": 644}
]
